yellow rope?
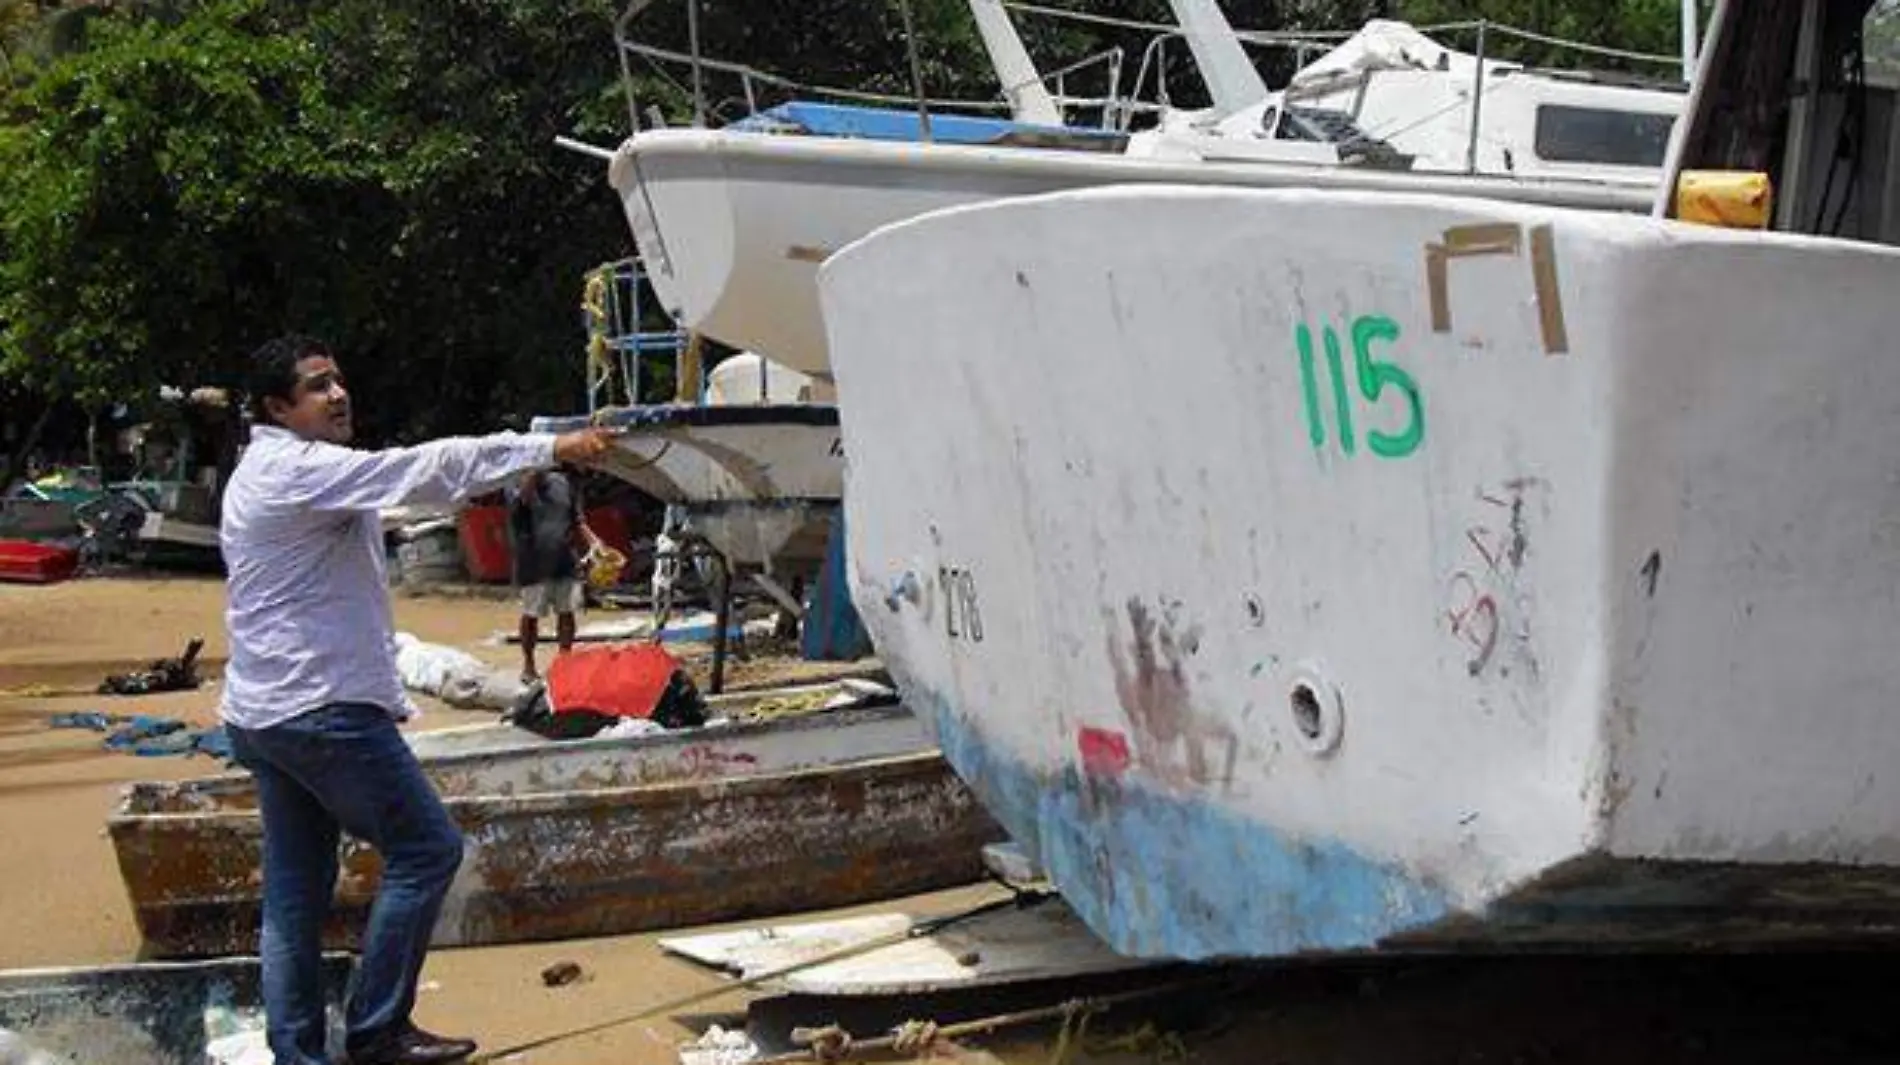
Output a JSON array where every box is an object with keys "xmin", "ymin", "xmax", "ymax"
[
  {"xmin": 582, "ymin": 268, "xmax": 616, "ymax": 394},
  {"xmin": 1046, "ymin": 1001, "xmax": 1099, "ymax": 1065},
  {"xmin": 1087, "ymin": 1020, "xmax": 1193, "ymax": 1063},
  {"xmin": 676, "ymin": 331, "xmax": 703, "ymax": 404},
  {"xmin": 890, "ymin": 1019, "xmax": 940, "ymax": 1055},
  {"xmin": 743, "ymin": 690, "xmax": 837, "ymax": 721},
  {"xmin": 791, "ymin": 1024, "xmax": 853, "ymax": 1061},
  {"xmin": 0, "ymin": 683, "xmax": 91, "ymax": 699}
]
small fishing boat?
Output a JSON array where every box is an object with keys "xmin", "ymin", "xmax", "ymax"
[
  {"xmin": 0, "ymin": 540, "xmax": 78, "ymax": 585},
  {"xmin": 110, "ymin": 701, "xmax": 1006, "ymax": 957},
  {"xmin": 0, "ymin": 954, "xmax": 354, "ymax": 1064}
]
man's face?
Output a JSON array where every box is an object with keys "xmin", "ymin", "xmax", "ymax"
[{"xmin": 266, "ymin": 355, "xmax": 353, "ymax": 444}]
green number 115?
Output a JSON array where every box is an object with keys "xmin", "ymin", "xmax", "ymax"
[{"xmin": 1295, "ymin": 314, "xmax": 1423, "ymax": 460}]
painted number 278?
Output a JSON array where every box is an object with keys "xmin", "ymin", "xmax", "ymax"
[
  {"xmin": 939, "ymin": 566, "xmax": 983, "ymax": 643},
  {"xmin": 1295, "ymin": 314, "xmax": 1423, "ymax": 460}
]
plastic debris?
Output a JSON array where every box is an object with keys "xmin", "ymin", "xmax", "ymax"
[
  {"xmin": 679, "ymin": 1024, "xmax": 761, "ymax": 1065},
  {"xmin": 540, "ymin": 961, "xmax": 583, "ymax": 988}
]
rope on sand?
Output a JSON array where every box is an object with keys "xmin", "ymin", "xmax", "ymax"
[{"xmin": 469, "ymin": 887, "xmax": 1031, "ymax": 1062}]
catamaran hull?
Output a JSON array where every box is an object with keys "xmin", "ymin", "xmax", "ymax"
[
  {"xmin": 819, "ymin": 185, "xmax": 1900, "ymax": 959},
  {"xmin": 609, "ymin": 129, "xmax": 1655, "ymax": 378}
]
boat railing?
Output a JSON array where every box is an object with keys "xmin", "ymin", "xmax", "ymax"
[
  {"xmin": 613, "ymin": 0, "xmax": 1145, "ymax": 138},
  {"xmin": 612, "ymin": 0, "xmax": 1690, "ymax": 175}
]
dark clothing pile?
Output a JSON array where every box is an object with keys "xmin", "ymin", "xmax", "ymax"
[{"xmin": 98, "ymin": 638, "xmax": 204, "ymax": 696}]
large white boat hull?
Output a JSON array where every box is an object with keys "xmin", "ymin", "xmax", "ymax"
[
  {"xmin": 819, "ymin": 185, "xmax": 1900, "ymax": 959},
  {"xmin": 609, "ymin": 129, "xmax": 1656, "ymax": 378}
]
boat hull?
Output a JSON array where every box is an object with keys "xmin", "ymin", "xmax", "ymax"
[
  {"xmin": 534, "ymin": 404, "xmax": 841, "ymax": 571},
  {"xmin": 0, "ymin": 540, "xmax": 78, "ymax": 584},
  {"xmin": 819, "ymin": 186, "xmax": 1900, "ymax": 959},
  {"xmin": 609, "ymin": 129, "xmax": 1657, "ymax": 377},
  {"xmin": 0, "ymin": 955, "xmax": 353, "ymax": 1061},
  {"xmin": 111, "ymin": 705, "xmax": 1006, "ymax": 956}
]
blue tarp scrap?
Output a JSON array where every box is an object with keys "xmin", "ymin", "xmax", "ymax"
[
  {"xmin": 48, "ymin": 710, "xmax": 116, "ymax": 731},
  {"xmin": 102, "ymin": 715, "xmax": 186, "ymax": 749},
  {"xmin": 47, "ymin": 711, "xmax": 234, "ymax": 761}
]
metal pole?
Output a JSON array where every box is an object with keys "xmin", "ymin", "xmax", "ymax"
[
  {"xmin": 687, "ymin": 0, "xmax": 707, "ymax": 127},
  {"xmin": 898, "ymin": 0, "xmax": 933, "ymax": 142},
  {"xmin": 1679, "ymin": 0, "xmax": 1698, "ymax": 81},
  {"xmin": 1465, "ymin": 20, "xmax": 1487, "ymax": 175},
  {"xmin": 613, "ymin": 1, "xmax": 648, "ymax": 132},
  {"xmin": 552, "ymin": 136, "xmax": 617, "ymax": 161},
  {"xmin": 709, "ymin": 549, "xmax": 731, "ymax": 695}
]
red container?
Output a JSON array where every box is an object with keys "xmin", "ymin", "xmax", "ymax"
[
  {"xmin": 459, "ymin": 501, "xmax": 634, "ymax": 586},
  {"xmin": 0, "ymin": 540, "xmax": 79, "ymax": 584},
  {"xmin": 457, "ymin": 504, "xmax": 513, "ymax": 583}
]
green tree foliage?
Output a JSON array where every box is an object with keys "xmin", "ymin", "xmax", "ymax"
[
  {"xmin": 1, "ymin": 0, "xmax": 634, "ymax": 456},
  {"xmin": 1392, "ymin": 0, "xmax": 1708, "ymax": 75}
]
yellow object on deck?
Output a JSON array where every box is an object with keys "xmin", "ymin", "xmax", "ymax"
[
  {"xmin": 582, "ymin": 543, "xmax": 627, "ymax": 590},
  {"xmin": 676, "ymin": 331, "xmax": 703, "ymax": 404},
  {"xmin": 1676, "ymin": 170, "xmax": 1773, "ymax": 229}
]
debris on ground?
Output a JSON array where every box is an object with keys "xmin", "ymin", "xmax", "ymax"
[
  {"xmin": 97, "ymin": 638, "xmax": 204, "ymax": 696},
  {"xmin": 539, "ymin": 961, "xmax": 583, "ymax": 988},
  {"xmin": 46, "ymin": 712, "xmax": 233, "ymax": 760},
  {"xmin": 47, "ymin": 711, "xmax": 115, "ymax": 732},
  {"xmin": 393, "ymin": 631, "xmax": 524, "ymax": 710},
  {"xmin": 679, "ymin": 1024, "xmax": 761, "ymax": 1065}
]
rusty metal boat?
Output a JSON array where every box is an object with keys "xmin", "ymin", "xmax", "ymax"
[{"xmin": 108, "ymin": 701, "xmax": 1005, "ymax": 957}]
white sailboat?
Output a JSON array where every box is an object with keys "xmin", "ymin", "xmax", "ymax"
[
  {"xmin": 817, "ymin": 0, "xmax": 1900, "ymax": 959},
  {"xmin": 608, "ymin": 0, "xmax": 1681, "ymax": 378},
  {"xmin": 1271, "ymin": 20, "xmax": 1681, "ymax": 183}
]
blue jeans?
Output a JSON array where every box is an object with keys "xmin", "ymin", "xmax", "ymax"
[{"xmin": 229, "ymin": 703, "xmax": 464, "ymax": 1064}]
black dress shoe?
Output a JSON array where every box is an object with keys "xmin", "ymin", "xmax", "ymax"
[{"xmin": 347, "ymin": 1024, "xmax": 478, "ymax": 1065}]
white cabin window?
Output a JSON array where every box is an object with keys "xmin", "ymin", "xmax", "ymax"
[{"xmin": 1533, "ymin": 104, "xmax": 1677, "ymax": 166}]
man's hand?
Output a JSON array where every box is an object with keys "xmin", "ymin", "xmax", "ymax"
[{"xmin": 553, "ymin": 427, "xmax": 619, "ymax": 466}]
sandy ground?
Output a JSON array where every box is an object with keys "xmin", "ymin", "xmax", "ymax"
[
  {"xmin": 0, "ymin": 575, "xmax": 894, "ymax": 1064},
  {"xmin": 5, "ymin": 578, "xmax": 1900, "ymax": 1065}
]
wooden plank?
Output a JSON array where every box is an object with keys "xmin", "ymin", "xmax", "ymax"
[
  {"xmin": 661, "ymin": 914, "xmax": 915, "ymax": 975},
  {"xmin": 661, "ymin": 897, "xmax": 1153, "ymax": 997}
]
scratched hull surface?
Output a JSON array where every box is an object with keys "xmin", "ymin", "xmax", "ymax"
[
  {"xmin": 819, "ymin": 186, "xmax": 1900, "ymax": 959},
  {"xmin": 111, "ymin": 706, "xmax": 1005, "ymax": 956},
  {"xmin": 609, "ymin": 129, "xmax": 1654, "ymax": 377}
]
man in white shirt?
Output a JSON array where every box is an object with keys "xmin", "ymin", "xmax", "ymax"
[{"xmin": 219, "ymin": 335, "xmax": 614, "ymax": 1065}]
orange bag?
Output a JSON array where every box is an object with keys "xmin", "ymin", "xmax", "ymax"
[{"xmin": 545, "ymin": 643, "xmax": 685, "ymax": 722}]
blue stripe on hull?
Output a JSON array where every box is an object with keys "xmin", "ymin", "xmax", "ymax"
[{"xmin": 924, "ymin": 698, "xmax": 1454, "ymax": 960}]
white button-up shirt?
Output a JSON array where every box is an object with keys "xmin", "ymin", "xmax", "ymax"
[{"xmin": 219, "ymin": 424, "xmax": 557, "ymax": 730}]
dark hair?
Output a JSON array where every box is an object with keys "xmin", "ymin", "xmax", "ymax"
[{"xmin": 245, "ymin": 334, "xmax": 333, "ymax": 425}]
